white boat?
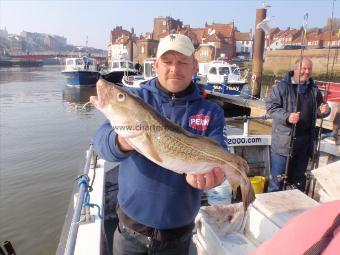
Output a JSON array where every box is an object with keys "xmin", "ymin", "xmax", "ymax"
[
  {"xmin": 101, "ymin": 59, "xmax": 138, "ymax": 85},
  {"xmin": 121, "ymin": 58, "xmax": 157, "ymax": 88},
  {"xmin": 56, "ymin": 116, "xmax": 339, "ymax": 255},
  {"xmin": 198, "ymin": 61, "xmax": 249, "ymax": 96},
  {"xmin": 61, "ymin": 56, "xmax": 100, "ymax": 87},
  {"xmin": 198, "ymin": 60, "xmax": 248, "ymax": 85}
]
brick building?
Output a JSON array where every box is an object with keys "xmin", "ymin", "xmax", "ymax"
[
  {"xmin": 108, "ymin": 26, "xmax": 138, "ymax": 62},
  {"xmin": 193, "ymin": 22, "xmax": 236, "ymax": 63},
  {"xmin": 153, "ymin": 16, "xmax": 183, "ymax": 40},
  {"xmin": 235, "ymin": 31, "xmax": 253, "ymax": 58}
]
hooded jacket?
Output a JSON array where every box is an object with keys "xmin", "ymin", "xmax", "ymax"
[
  {"xmin": 93, "ymin": 78, "xmax": 226, "ymax": 229},
  {"xmin": 266, "ymin": 72, "xmax": 328, "ymax": 156}
]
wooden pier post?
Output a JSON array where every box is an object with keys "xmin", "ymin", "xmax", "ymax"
[{"xmin": 251, "ymin": 8, "xmax": 267, "ymax": 98}]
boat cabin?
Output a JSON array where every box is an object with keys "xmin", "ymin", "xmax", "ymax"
[
  {"xmin": 206, "ymin": 61, "xmax": 243, "ymax": 84},
  {"xmin": 64, "ymin": 56, "xmax": 98, "ymax": 72},
  {"xmin": 108, "ymin": 59, "xmax": 136, "ymax": 72}
]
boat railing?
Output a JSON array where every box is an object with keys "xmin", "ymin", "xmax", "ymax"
[
  {"xmin": 58, "ymin": 144, "xmax": 97, "ymax": 255},
  {"xmin": 225, "ymin": 115, "xmax": 271, "ymax": 136}
]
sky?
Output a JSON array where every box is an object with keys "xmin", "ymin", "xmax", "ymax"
[{"xmin": 0, "ymin": 0, "xmax": 338, "ymax": 50}]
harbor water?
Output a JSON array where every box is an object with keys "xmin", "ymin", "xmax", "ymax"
[{"xmin": 0, "ymin": 66, "xmax": 270, "ymax": 255}]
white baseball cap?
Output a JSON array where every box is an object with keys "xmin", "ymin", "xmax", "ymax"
[{"xmin": 156, "ymin": 34, "xmax": 195, "ymax": 58}]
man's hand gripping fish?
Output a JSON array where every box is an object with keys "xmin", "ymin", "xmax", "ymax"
[{"xmin": 90, "ymin": 79, "xmax": 255, "ymax": 210}]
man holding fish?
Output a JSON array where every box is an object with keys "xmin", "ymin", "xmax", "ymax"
[{"xmin": 91, "ymin": 34, "xmax": 253, "ymax": 255}]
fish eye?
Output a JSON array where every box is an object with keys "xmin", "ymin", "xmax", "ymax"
[{"xmin": 117, "ymin": 93, "xmax": 125, "ymax": 102}]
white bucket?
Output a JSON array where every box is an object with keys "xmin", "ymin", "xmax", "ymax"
[{"xmin": 207, "ymin": 180, "xmax": 232, "ymax": 205}]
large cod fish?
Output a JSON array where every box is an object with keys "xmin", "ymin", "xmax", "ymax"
[{"xmin": 90, "ymin": 79, "xmax": 255, "ymax": 210}]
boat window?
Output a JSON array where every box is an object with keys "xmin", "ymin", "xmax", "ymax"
[
  {"xmin": 209, "ymin": 67, "xmax": 217, "ymax": 75},
  {"xmin": 219, "ymin": 67, "xmax": 230, "ymax": 75},
  {"xmin": 231, "ymin": 67, "xmax": 240, "ymax": 75},
  {"xmin": 112, "ymin": 62, "xmax": 119, "ymax": 69},
  {"xmin": 128, "ymin": 62, "xmax": 134, "ymax": 69},
  {"xmin": 120, "ymin": 62, "xmax": 128, "ymax": 68},
  {"xmin": 66, "ymin": 59, "xmax": 74, "ymax": 65},
  {"xmin": 76, "ymin": 59, "xmax": 83, "ymax": 65}
]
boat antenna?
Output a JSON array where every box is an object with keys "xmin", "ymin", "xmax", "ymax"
[
  {"xmin": 85, "ymin": 35, "xmax": 89, "ymax": 55},
  {"xmin": 283, "ymin": 13, "xmax": 308, "ymax": 191}
]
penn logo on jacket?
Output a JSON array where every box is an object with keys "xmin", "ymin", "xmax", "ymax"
[{"xmin": 189, "ymin": 114, "xmax": 210, "ymax": 131}]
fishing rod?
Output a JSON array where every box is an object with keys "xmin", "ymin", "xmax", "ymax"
[
  {"xmin": 282, "ymin": 13, "xmax": 308, "ymax": 190},
  {"xmin": 1, "ymin": 241, "xmax": 16, "ymax": 255},
  {"xmin": 306, "ymin": 0, "xmax": 336, "ymax": 196},
  {"xmin": 312, "ymin": 0, "xmax": 335, "ymax": 170}
]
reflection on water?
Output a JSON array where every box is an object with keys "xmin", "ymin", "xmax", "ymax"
[
  {"xmin": 0, "ymin": 66, "xmax": 105, "ymax": 255},
  {"xmin": 0, "ymin": 66, "xmax": 63, "ymax": 84},
  {"xmin": 62, "ymin": 86, "xmax": 96, "ymax": 112}
]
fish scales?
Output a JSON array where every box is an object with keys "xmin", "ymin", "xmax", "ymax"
[
  {"xmin": 144, "ymin": 116, "xmax": 227, "ymax": 163},
  {"xmin": 151, "ymin": 130, "xmax": 218, "ymax": 162}
]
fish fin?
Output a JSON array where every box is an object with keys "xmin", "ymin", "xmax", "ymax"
[
  {"xmin": 240, "ymin": 178, "xmax": 256, "ymax": 211},
  {"xmin": 141, "ymin": 132, "xmax": 163, "ymax": 163}
]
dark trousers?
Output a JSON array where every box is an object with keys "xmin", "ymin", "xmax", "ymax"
[
  {"xmin": 268, "ymin": 135, "xmax": 310, "ymax": 192},
  {"xmin": 113, "ymin": 222, "xmax": 193, "ymax": 255}
]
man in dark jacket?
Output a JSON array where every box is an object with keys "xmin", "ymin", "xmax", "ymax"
[
  {"xmin": 93, "ymin": 34, "xmax": 226, "ymax": 255},
  {"xmin": 266, "ymin": 57, "xmax": 330, "ymax": 192}
]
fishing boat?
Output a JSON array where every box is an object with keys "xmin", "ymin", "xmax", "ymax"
[
  {"xmin": 100, "ymin": 59, "xmax": 138, "ymax": 85},
  {"xmin": 56, "ymin": 116, "xmax": 339, "ymax": 255},
  {"xmin": 61, "ymin": 56, "xmax": 100, "ymax": 87},
  {"xmin": 198, "ymin": 60, "xmax": 249, "ymax": 96},
  {"xmin": 121, "ymin": 58, "xmax": 156, "ymax": 88}
]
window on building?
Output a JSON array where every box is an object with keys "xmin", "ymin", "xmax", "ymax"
[
  {"xmin": 141, "ymin": 46, "xmax": 144, "ymax": 53},
  {"xmin": 245, "ymin": 47, "xmax": 249, "ymax": 52},
  {"xmin": 163, "ymin": 21, "xmax": 166, "ymax": 26},
  {"xmin": 241, "ymin": 47, "xmax": 244, "ymax": 52},
  {"xmin": 200, "ymin": 50, "xmax": 208, "ymax": 57}
]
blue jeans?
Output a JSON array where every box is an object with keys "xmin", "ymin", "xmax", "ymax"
[
  {"xmin": 268, "ymin": 136, "xmax": 310, "ymax": 192},
  {"xmin": 113, "ymin": 222, "xmax": 193, "ymax": 255}
]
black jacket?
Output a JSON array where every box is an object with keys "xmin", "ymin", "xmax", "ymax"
[{"xmin": 266, "ymin": 71, "xmax": 328, "ymax": 156}]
